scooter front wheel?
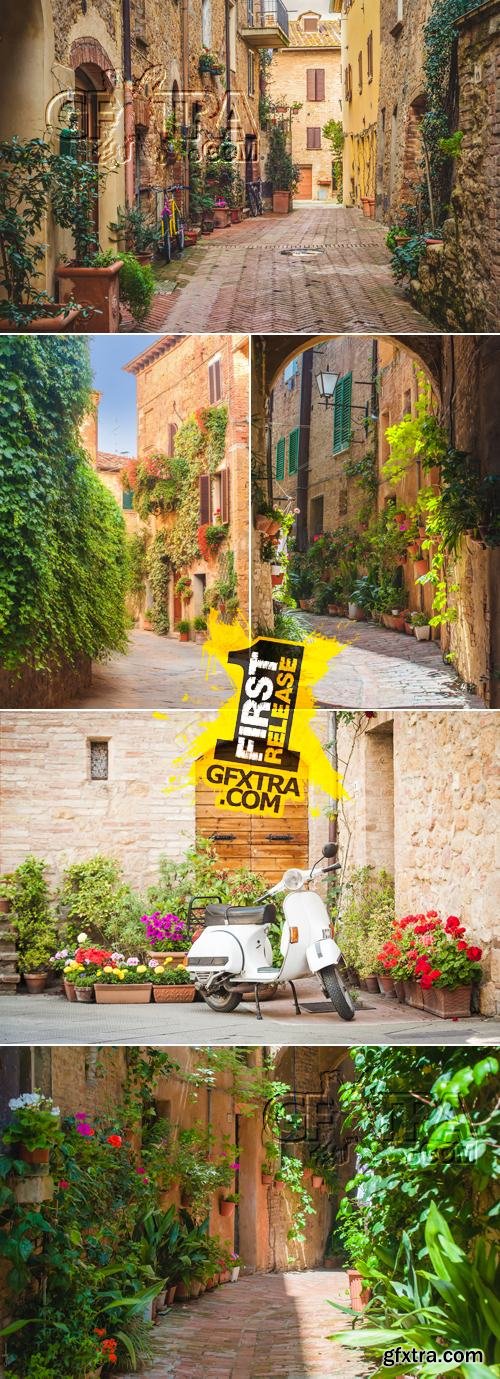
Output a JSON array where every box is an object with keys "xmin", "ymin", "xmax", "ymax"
[
  {"xmin": 202, "ymin": 988, "xmax": 243, "ymax": 1013},
  {"xmin": 321, "ymin": 966, "xmax": 356, "ymax": 1021}
]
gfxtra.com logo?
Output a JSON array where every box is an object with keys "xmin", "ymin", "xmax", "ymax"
[{"xmin": 208, "ymin": 638, "xmax": 304, "ymax": 815}]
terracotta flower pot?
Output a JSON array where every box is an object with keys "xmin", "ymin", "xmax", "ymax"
[
  {"xmin": 404, "ymin": 979, "xmax": 424, "ymax": 1009},
  {"xmin": 299, "ymin": 598, "xmax": 313, "ymax": 611},
  {"xmin": 364, "ymin": 975, "xmax": 379, "ymax": 994},
  {"xmin": 219, "ymin": 1198, "xmax": 235, "ymax": 1217},
  {"xmin": 56, "ymin": 260, "xmax": 123, "ymax": 333},
  {"xmin": 413, "ymin": 559, "xmax": 428, "ymax": 578},
  {"xmin": 273, "ymin": 190, "xmax": 291, "ymax": 214},
  {"xmin": 63, "ymin": 978, "xmax": 77, "ymax": 1002},
  {"xmin": 0, "ymin": 303, "xmax": 82, "ymax": 334},
  {"xmin": 153, "ymin": 984, "xmax": 196, "ymax": 1002},
  {"xmin": 213, "ymin": 207, "xmax": 230, "ymax": 228},
  {"xmin": 404, "ymin": 621, "xmax": 414, "ymax": 636},
  {"xmin": 147, "ymin": 950, "xmax": 189, "ymax": 964},
  {"xmin": 422, "ymin": 984, "xmax": 472, "ymax": 1018},
  {"xmin": 348, "ymin": 1269, "xmax": 372, "ymax": 1311},
  {"xmin": 261, "ymin": 1172, "xmax": 274, "ymax": 1185},
  {"xmin": 75, "ymin": 986, "xmax": 94, "ymax": 1002},
  {"xmin": 377, "ymin": 974, "xmax": 395, "ymax": 997},
  {"xmin": 230, "ymin": 208, "xmax": 242, "ymax": 223},
  {"xmin": 312, "ymin": 1174, "xmax": 323, "ymax": 1189},
  {"xmin": 394, "ymin": 979, "xmax": 406, "ymax": 1003},
  {"xmin": 94, "ymin": 983, "xmax": 152, "ymax": 1004},
  {"xmin": 24, "ymin": 973, "xmax": 48, "ymax": 994},
  {"xmin": 274, "ymin": 1179, "xmax": 285, "ymax": 1192},
  {"xmin": 18, "ymin": 1145, "xmax": 50, "ymax": 1166},
  {"xmin": 0, "ymin": 899, "xmax": 11, "ymax": 913}
]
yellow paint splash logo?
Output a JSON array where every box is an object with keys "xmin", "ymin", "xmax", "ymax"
[{"xmin": 165, "ymin": 611, "xmax": 347, "ymax": 817}]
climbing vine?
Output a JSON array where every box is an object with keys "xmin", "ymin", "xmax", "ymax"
[
  {"xmin": 0, "ymin": 337, "xmax": 129, "ymax": 672},
  {"xmin": 147, "ymin": 532, "xmax": 171, "ymax": 635},
  {"xmin": 123, "ymin": 406, "xmax": 228, "ymax": 572},
  {"xmin": 420, "ymin": 0, "xmax": 480, "ymax": 226}
]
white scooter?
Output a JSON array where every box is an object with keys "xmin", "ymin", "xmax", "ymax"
[{"xmin": 186, "ymin": 843, "xmax": 356, "ymax": 1021}]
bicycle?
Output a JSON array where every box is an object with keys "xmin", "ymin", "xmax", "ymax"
[
  {"xmin": 247, "ymin": 179, "xmax": 263, "ymax": 217},
  {"xmin": 159, "ymin": 184, "xmax": 187, "ymax": 262}
]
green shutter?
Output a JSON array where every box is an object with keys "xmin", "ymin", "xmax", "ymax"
[
  {"xmin": 333, "ymin": 373, "xmax": 352, "ymax": 454},
  {"xmin": 122, "ymin": 490, "xmax": 134, "ymax": 510},
  {"xmin": 288, "ymin": 427, "xmax": 299, "ymax": 475},
  {"xmin": 276, "ymin": 437, "xmax": 285, "ymax": 481}
]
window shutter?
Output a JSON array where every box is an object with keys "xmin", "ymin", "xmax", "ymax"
[
  {"xmin": 276, "ymin": 437, "xmax": 285, "ymax": 481},
  {"xmin": 220, "ymin": 467, "xmax": 230, "ymax": 523},
  {"xmin": 288, "ymin": 428, "xmax": 299, "ymax": 475},
  {"xmin": 342, "ymin": 373, "xmax": 352, "ymax": 445},
  {"xmin": 199, "ymin": 473, "xmax": 211, "ymax": 524},
  {"xmin": 333, "ymin": 374, "xmax": 352, "ymax": 453},
  {"xmin": 208, "ymin": 358, "xmax": 222, "ymax": 404},
  {"xmin": 333, "ymin": 381, "xmax": 343, "ymax": 454},
  {"xmin": 315, "ymin": 68, "xmax": 325, "ymax": 100},
  {"xmin": 306, "ymin": 68, "xmax": 316, "ymax": 100},
  {"xmin": 306, "ymin": 127, "xmax": 321, "ymax": 149}
]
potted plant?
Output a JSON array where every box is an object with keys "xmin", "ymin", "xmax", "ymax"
[
  {"xmin": 174, "ymin": 575, "xmax": 193, "ymax": 603},
  {"xmin": 413, "ymin": 552, "xmax": 429, "ymax": 579},
  {"xmin": 73, "ymin": 969, "xmax": 97, "ymax": 1003},
  {"xmin": 204, "ymin": 522, "xmax": 228, "ymax": 555},
  {"xmin": 20, "ymin": 938, "xmax": 54, "ymax": 993},
  {"xmin": 3, "ymin": 1091, "xmax": 62, "ymax": 1166},
  {"xmin": 94, "ymin": 959, "xmax": 152, "ymax": 1004},
  {"xmin": 109, "ymin": 204, "xmax": 160, "ymax": 263},
  {"xmin": 176, "ymin": 619, "xmax": 191, "ymax": 642},
  {"xmin": 200, "ymin": 194, "xmax": 216, "ymax": 233},
  {"xmin": 219, "ymin": 1192, "xmax": 238, "ymax": 1217},
  {"xmin": 51, "ymin": 133, "xmax": 123, "ymax": 333},
  {"xmin": 411, "ymin": 610, "xmax": 431, "ymax": 641},
  {"xmin": 213, "ymin": 198, "xmax": 231, "ymax": 230},
  {"xmin": 230, "ymin": 1252, "xmax": 241, "ymax": 1282},
  {"xmin": 347, "ymin": 1268, "xmax": 372, "ymax": 1311},
  {"xmin": 261, "ymin": 1166, "xmax": 274, "ymax": 1186},
  {"xmin": 265, "ymin": 125, "xmax": 299, "ymax": 213},
  {"xmin": 151, "ymin": 964, "xmax": 197, "ymax": 1003},
  {"xmin": 193, "ymin": 615, "xmax": 208, "ymax": 643},
  {"xmin": 198, "ymin": 49, "xmax": 224, "ymax": 76},
  {"xmin": 0, "ymin": 136, "xmax": 81, "ymax": 332},
  {"xmin": 141, "ymin": 910, "xmax": 190, "ymax": 962},
  {"xmin": 92, "ymin": 249, "xmax": 155, "ymax": 326}
]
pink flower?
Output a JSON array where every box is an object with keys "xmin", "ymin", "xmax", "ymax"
[{"xmin": 58, "ymin": 1179, "xmax": 70, "ymax": 1189}]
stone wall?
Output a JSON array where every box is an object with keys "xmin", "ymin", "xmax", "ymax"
[
  {"xmin": 268, "ymin": 33, "xmax": 342, "ymax": 201},
  {"xmin": 336, "ymin": 711, "xmax": 500, "ymax": 1013},
  {"xmin": 412, "ymin": 0, "xmax": 500, "ymax": 331},
  {"xmin": 0, "ymin": 710, "xmax": 199, "ymax": 891},
  {"xmin": 376, "ymin": 0, "xmax": 430, "ymax": 222},
  {"xmin": 0, "ymin": 656, "xmax": 92, "ymax": 711}
]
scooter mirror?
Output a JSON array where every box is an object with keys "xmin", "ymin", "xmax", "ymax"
[
  {"xmin": 322, "ymin": 842, "xmax": 338, "ymax": 859},
  {"xmin": 282, "ymin": 868, "xmax": 305, "ymax": 891}
]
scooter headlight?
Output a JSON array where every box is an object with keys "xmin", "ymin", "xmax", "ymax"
[{"xmin": 282, "ymin": 868, "xmax": 304, "ymax": 891}]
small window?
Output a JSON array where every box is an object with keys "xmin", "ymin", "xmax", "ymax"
[
  {"xmin": 89, "ymin": 741, "xmax": 109, "ymax": 780},
  {"xmin": 208, "ymin": 356, "xmax": 222, "ymax": 404},
  {"xmin": 306, "ymin": 127, "xmax": 321, "ymax": 150},
  {"xmin": 288, "ymin": 427, "xmax": 299, "ymax": 475},
  {"xmin": 333, "ymin": 373, "xmax": 353, "ymax": 455},
  {"xmin": 202, "ymin": 0, "xmax": 212, "ymax": 47},
  {"xmin": 166, "ymin": 422, "xmax": 178, "ymax": 458},
  {"xmin": 367, "ymin": 31, "xmax": 373, "ymax": 81},
  {"xmin": 310, "ymin": 495, "xmax": 324, "ymax": 539},
  {"xmin": 122, "ymin": 490, "xmax": 133, "ymax": 510},
  {"xmin": 275, "ymin": 437, "xmax": 285, "ymax": 482},
  {"xmin": 306, "ymin": 68, "xmax": 325, "ymax": 101},
  {"xmin": 303, "ymin": 15, "xmax": 318, "ymax": 30}
]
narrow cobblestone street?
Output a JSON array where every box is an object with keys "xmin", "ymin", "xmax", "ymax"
[
  {"xmin": 60, "ymin": 630, "xmax": 231, "ymax": 708},
  {"xmin": 120, "ymin": 206, "xmax": 436, "ymax": 334},
  {"xmin": 123, "ymin": 1271, "xmax": 370, "ymax": 1379},
  {"xmin": 298, "ymin": 614, "xmax": 484, "ymax": 709}
]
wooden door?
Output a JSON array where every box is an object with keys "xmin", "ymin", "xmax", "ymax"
[
  {"xmin": 172, "ymin": 570, "xmax": 182, "ymax": 628},
  {"xmin": 195, "ymin": 760, "xmax": 309, "ymax": 882},
  {"xmin": 296, "ymin": 165, "xmax": 313, "ymax": 199}
]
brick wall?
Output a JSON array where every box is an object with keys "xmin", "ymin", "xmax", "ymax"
[
  {"xmin": 268, "ymin": 43, "xmax": 342, "ymax": 200},
  {"xmin": 376, "ymin": 0, "xmax": 430, "ymax": 221}
]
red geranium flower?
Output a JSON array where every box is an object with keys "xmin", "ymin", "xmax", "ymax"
[
  {"xmin": 457, "ymin": 940, "xmax": 468, "ymax": 951},
  {"xmin": 426, "ymin": 910, "xmax": 438, "ymax": 918},
  {"xmin": 467, "ymin": 946, "xmax": 482, "ymax": 962},
  {"xmin": 420, "ymin": 968, "xmax": 441, "ymax": 989},
  {"xmin": 107, "ymin": 1134, "xmax": 123, "ymax": 1148},
  {"xmin": 58, "ymin": 1179, "xmax": 69, "ymax": 1189}
]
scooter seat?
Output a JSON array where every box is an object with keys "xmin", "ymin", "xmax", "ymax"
[{"xmin": 203, "ymin": 903, "xmax": 276, "ymax": 927}]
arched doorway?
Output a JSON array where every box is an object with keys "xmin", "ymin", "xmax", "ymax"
[
  {"xmin": 0, "ymin": 0, "xmax": 45, "ymax": 140},
  {"xmin": 68, "ymin": 40, "xmax": 120, "ymax": 250}
]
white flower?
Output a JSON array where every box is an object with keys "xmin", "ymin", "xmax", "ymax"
[
  {"xmin": 127, "ymin": 956, "xmax": 139, "ymax": 966},
  {"xmin": 77, "ymin": 933, "xmax": 88, "ymax": 943}
]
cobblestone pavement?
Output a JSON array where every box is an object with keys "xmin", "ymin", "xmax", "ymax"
[
  {"xmin": 296, "ymin": 613, "xmax": 485, "ymax": 709},
  {"xmin": 2, "ymin": 982, "xmax": 497, "ymax": 1047},
  {"xmin": 121, "ymin": 1271, "xmax": 370, "ymax": 1379},
  {"xmin": 119, "ymin": 206, "xmax": 437, "ymax": 334},
  {"xmin": 59, "ymin": 629, "xmax": 231, "ymax": 708}
]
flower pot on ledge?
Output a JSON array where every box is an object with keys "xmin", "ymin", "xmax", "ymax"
[
  {"xmin": 422, "ymin": 984, "xmax": 472, "ymax": 1018},
  {"xmin": 219, "ymin": 1198, "xmax": 235, "ymax": 1217},
  {"xmin": 56, "ymin": 260, "xmax": 122, "ymax": 333}
]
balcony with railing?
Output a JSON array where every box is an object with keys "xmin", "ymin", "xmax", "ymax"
[{"xmin": 240, "ymin": 0, "xmax": 290, "ymax": 49}]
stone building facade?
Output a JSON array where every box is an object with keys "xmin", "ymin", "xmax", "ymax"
[
  {"xmin": 335, "ymin": 710, "xmax": 500, "ymax": 1013},
  {"xmin": 340, "ymin": 0, "xmax": 381, "ymax": 207},
  {"xmin": 124, "ymin": 333, "xmax": 249, "ymax": 630},
  {"xmin": 267, "ymin": 12, "xmax": 342, "ymax": 202},
  {"xmin": 376, "ymin": 0, "xmax": 431, "ymax": 223}
]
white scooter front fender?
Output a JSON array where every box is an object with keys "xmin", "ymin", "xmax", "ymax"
[{"xmin": 306, "ymin": 936, "xmax": 342, "ymax": 974}]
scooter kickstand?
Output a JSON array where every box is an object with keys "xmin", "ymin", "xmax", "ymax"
[
  {"xmin": 254, "ymin": 984, "xmax": 263, "ymax": 1020},
  {"xmin": 289, "ymin": 980, "xmax": 302, "ymax": 1015}
]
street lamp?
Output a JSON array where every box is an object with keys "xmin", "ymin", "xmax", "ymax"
[{"xmin": 315, "ymin": 368, "xmax": 339, "ymax": 406}]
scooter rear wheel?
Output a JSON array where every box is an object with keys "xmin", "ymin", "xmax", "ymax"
[
  {"xmin": 321, "ymin": 966, "xmax": 356, "ymax": 1021},
  {"xmin": 202, "ymin": 988, "xmax": 243, "ymax": 1013}
]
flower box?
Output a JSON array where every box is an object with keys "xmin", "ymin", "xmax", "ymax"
[
  {"xmin": 147, "ymin": 950, "xmax": 188, "ymax": 964},
  {"xmin": 94, "ymin": 983, "xmax": 152, "ymax": 1004},
  {"xmin": 213, "ymin": 207, "xmax": 231, "ymax": 229},
  {"xmin": 153, "ymin": 984, "xmax": 196, "ymax": 1002},
  {"xmin": 422, "ymin": 984, "xmax": 472, "ymax": 1019},
  {"xmin": 404, "ymin": 979, "xmax": 424, "ymax": 1009}
]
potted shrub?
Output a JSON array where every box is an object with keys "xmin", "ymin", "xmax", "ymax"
[
  {"xmin": 219, "ymin": 1192, "xmax": 238, "ymax": 1217},
  {"xmin": 3, "ymin": 1091, "xmax": 62, "ymax": 1166},
  {"xmin": 265, "ymin": 125, "xmax": 299, "ymax": 213},
  {"xmin": 94, "ymin": 959, "xmax": 152, "ymax": 1004},
  {"xmin": 0, "ymin": 136, "xmax": 81, "ymax": 332},
  {"xmin": 109, "ymin": 204, "xmax": 160, "ymax": 263},
  {"xmin": 20, "ymin": 940, "xmax": 53, "ymax": 994},
  {"xmin": 51, "ymin": 138, "xmax": 123, "ymax": 333},
  {"xmin": 193, "ymin": 615, "xmax": 208, "ymax": 643},
  {"xmin": 91, "ymin": 249, "xmax": 155, "ymax": 326},
  {"xmin": 176, "ymin": 619, "xmax": 191, "ymax": 642},
  {"xmin": 411, "ymin": 610, "xmax": 431, "ymax": 641},
  {"xmin": 141, "ymin": 910, "xmax": 190, "ymax": 962},
  {"xmin": 151, "ymin": 964, "xmax": 196, "ymax": 1003},
  {"xmin": 198, "ymin": 48, "xmax": 224, "ymax": 76},
  {"xmin": 413, "ymin": 553, "xmax": 429, "ymax": 579}
]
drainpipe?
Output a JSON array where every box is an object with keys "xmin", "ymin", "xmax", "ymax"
[
  {"xmin": 296, "ymin": 349, "xmax": 313, "ymax": 552},
  {"xmin": 225, "ymin": 0, "xmax": 231, "ymax": 128},
  {"xmin": 122, "ymin": 0, "xmax": 135, "ymax": 205},
  {"xmin": 181, "ymin": 0, "xmax": 190, "ymax": 217}
]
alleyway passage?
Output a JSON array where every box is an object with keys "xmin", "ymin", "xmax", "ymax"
[
  {"xmin": 61, "ymin": 630, "xmax": 231, "ymax": 708},
  {"xmin": 120, "ymin": 206, "xmax": 436, "ymax": 334},
  {"xmin": 298, "ymin": 613, "xmax": 484, "ymax": 709},
  {"xmin": 123, "ymin": 1271, "xmax": 370, "ymax": 1379}
]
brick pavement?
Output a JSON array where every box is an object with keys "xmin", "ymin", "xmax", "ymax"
[
  {"xmin": 297, "ymin": 613, "xmax": 485, "ymax": 709},
  {"xmin": 122, "ymin": 1271, "xmax": 371, "ymax": 1379},
  {"xmin": 120, "ymin": 206, "xmax": 437, "ymax": 334},
  {"xmin": 58, "ymin": 629, "xmax": 231, "ymax": 708}
]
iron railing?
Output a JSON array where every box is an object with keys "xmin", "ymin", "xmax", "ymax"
[{"xmin": 246, "ymin": 0, "xmax": 289, "ymax": 37}]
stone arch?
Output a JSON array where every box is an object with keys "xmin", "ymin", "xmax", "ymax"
[
  {"xmin": 262, "ymin": 335, "xmax": 444, "ymax": 403},
  {"xmin": 0, "ymin": 0, "xmax": 47, "ymax": 140},
  {"xmin": 69, "ymin": 38, "xmax": 116, "ymax": 91}
]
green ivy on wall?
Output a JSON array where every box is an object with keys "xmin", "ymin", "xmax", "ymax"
[
  {"xmin": 0, "ymin": 337, "xmax": 129, "ymax": 673},
  {"xmin": 421, "ymin": 0, "xmax": 481, "ymax": 227},
  {"xmin": 147, "ymin": 532, "xmax": 171, "ymax": 635},
  {"xmin": 161, "ymin": 405, "xmax": 228, "ymax": 570}
]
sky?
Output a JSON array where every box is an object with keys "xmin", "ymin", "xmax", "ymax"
[{"xmin": 88, "ymin": 335, "xmax": 160, "ymax": 458}]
